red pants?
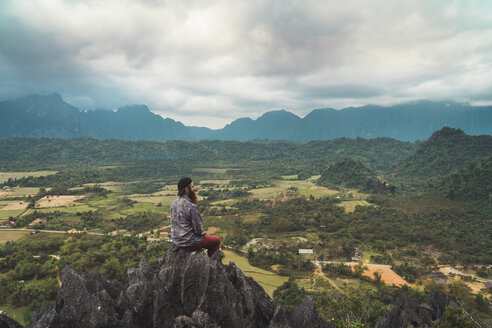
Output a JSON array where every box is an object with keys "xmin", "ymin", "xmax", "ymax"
[{"xmin": 180, "ymin": 234, "xmax": 221, "ymax": 257}]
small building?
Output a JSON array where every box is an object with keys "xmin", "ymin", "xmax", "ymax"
[
  {"xmin": 484, "ymin": 281, "xmax": 492, "ymax": 289},
  {"xmin": 67, "ymin": 228, "xmax": 84, "ymax": 234},
  {"xmin": 0, "ymin": 220, "xmax": 14, "ymax": 228},
  {"xmin": 299, "ymin": 249, "xmax": 314, "ymax": 255},
  {"xmin": 159, "ymin": 232, "xmax": 169, "ymax": 236},
  {"xmin": 28, "ymin": 218, "xmax": 43, "ymax": 228},
  {"xmin": 352, "ymin": 248, "xmax": 363, "ymax": 262},
  {"xmin": 428, "ymin": 271, "xmax": 449, "ymax": 285}
]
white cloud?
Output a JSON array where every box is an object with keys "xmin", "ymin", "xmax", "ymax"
[{"xmin": 1, "ymin": 0, "xmax": 492, "ymax": 128}]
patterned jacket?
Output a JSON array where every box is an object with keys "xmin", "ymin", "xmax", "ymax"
[{"xmin": 170, "ymin": 195, "xmax": 205, "ymax": 247}]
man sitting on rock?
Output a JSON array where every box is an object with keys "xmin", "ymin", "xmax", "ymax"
[{"xmin": 170, "ymin": 177, "xmax": 221, "ymax": 256}]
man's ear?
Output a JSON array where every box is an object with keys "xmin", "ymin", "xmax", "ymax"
[{"xmin": 184, "ymin": 186, "xmax": 189, "ymax": 194}]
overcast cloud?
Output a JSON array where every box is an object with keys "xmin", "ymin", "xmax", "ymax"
[{"xmin": 1, "ymin": 0, "xmax": 491, "ymax": 128}]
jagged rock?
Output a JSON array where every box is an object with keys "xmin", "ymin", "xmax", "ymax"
[
  {"xmin": 376, "ymin": 291, "xmax": 450, "ymax": 328},
  {"xmin": 29, "ymin": 246, "xmax": 334, "ymax": 328},
  {"xmin": 0, "ymin": 314, "xmax": 23, "ymax": 328}
]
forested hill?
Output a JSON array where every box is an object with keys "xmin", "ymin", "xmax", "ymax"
[
  {"xmin": 0, "ymin": 137, "xmax": 416, "ymax": 172},
  {"xmin": 392, "ymin": 127, "xmax": 492, "ymax": 179},
  {"xmin": 1, "ymin": 93, "xmax": 492, "ymax": 141},
  {"xmin": 317, "ymin": 158, "xmax": 384, "ymax": 193},
  {"xmin": 441, "ymin": 155, "xmax": 492, "ymax": 204}
]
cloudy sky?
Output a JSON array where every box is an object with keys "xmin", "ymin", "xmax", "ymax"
[{"xmin": 1, "ymin": 0, "xmax": 491, "ymax": 128}]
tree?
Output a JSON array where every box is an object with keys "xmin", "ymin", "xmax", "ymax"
[{"xmin": 273, "ymin": 280, "xmax": 308, "ymax": 309}]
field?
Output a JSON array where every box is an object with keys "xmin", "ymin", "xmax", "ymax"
[
  {"xmin": 0, "ymin": 230, "xmax": 31, "ymax": 244},
  {"xmin": 0, "ymin": 171, "xmax": 57, "ymax": 183},
  {"xmin": 346, "ymin": 263, "xmax": 410, "ymax": 287},
  {"xmin": 0, "ymin": 187, "xmax": 39, "ymax": 198},
  {"xmin": 0, "ymin": 209, "xmax": 26, "ymax": 220},
  {"xmin": 37, "ymin": 195, "xmax": 85, "ymax": 208},
  {"xmin": 222, "ymin": 249, "xmax": 288, "ymax": 297},
  {"xmin": 339, "ymin": 200, "xmax": 373, "ymax": 212}
]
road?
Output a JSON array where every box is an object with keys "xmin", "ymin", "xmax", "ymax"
[
  {"xmin": 3, "ymin": 228, "xmax": 104, "ymax": 236},
  {"xmin": 314, "ymin": 260, "xmax": 391, "ymax": 268}
]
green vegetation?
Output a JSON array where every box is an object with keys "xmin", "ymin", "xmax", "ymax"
[
  {"xmin": 318, "ymin": 157, "xmax": 386, "ymax": 193},
  {"xmin": 394, "ymin": 127, "xmax": 492, "ymax": 179},
  {"xmin": 222, "ymin": 250, "xmax": 288, "ymax": 297},
  {"xmin": 441, "ymin": 155, "xmax": 492, "ymax": 204},
  {"xmin": 0, "ymin": 129, "xmax": 491, "ymax": 326}
]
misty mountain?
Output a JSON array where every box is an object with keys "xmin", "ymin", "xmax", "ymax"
[{"xmin": 1, "ymin": 93, "xmax": 491, "ymax": 141}]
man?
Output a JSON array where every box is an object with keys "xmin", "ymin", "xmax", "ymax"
[{"xmin": 170, "ymin": 177, "xmax": 221, "ymax": 257}]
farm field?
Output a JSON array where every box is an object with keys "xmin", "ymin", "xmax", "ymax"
[
  {"xmin": 37, "ymin": 195, "xmax": 85, "ymax": 208},
  {"xmin": 0, "ymin": 171, "xmax": 57, "ymax": 183},
  {"xmin": 339, "ymin": 200, "xmax": 373, "ymax": 212},
  {"xmin": 0, "ymin": 187, "xmax": 40, "ymax": 198},
  {"xmin": 0, "ymin": 230, "xmax": 31, "ymax": 244},
  {"xmin": 345, "ymin": 263, "xmax": 410, "ymax": 287},
  {"xmin": 1, "ymin": 201, "xmax": 27, "ymax": 211},
  {"xmin": 222, "ymin": 249, "xmax": 288, "ymax": 297},
  {"xmin": 0, "ymin": 209, "xmax": 26, "ymax": 220}
]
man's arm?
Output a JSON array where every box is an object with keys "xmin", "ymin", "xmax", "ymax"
[{"xmin": 190, "ymin": 206, "xmax": 205, "ymax": 236}]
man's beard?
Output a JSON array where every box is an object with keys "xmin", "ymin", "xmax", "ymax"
[{"xmin": 188, "ymin": 189, "xmax": 198, "ymax": 204}]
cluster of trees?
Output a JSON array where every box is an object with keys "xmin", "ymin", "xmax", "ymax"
[
  {"xmin": 113, "ymin": 211, "xmax": 165, "ymax": 233},
  {"xmin": 0, "ymin": 137, "xmax": 417, "ymax": 172},
  {"xmin": 441, "ymin": 155, "xmax": 492, "ymax": 204},
  {"xmin": 3, "ymin": 160, "xmax": 191, "ymax": 189},
  {"xmin": 199, "ymin": 188, "xmax": 251, "ymax": 201},
  {"xmin": 393, "ymin": 127, "xmax": 492, "ymax": 179},
  {"xmin": 214, "ymin": 195, "xmax": 491, "ymax": 265},
  {"xmin": 317, "ymin": 157, "xmax": 387, "ymax": 193},
  {"xmin": 0, "ymin": 234, "xmax": 170, "ymax": 322}
]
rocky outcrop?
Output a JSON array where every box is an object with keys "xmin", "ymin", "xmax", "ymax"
[
  {"xmin": 376, "ymin": 291, "xmax": 451, "ymax": 328},
  {"xmin": 0, "ymin": 314, "xmax": 24, "ymax": 328},
  {"xmin": 27, "ymin": 246, "xmax": 333, "ymax": 328}
]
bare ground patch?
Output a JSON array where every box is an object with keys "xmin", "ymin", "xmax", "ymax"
[
  {"xmin": 37, "ymin": 195, "xmax": 86, "ymax": 208},
  {"xmin": 346, "ymin": 263, "xmax": 410, "ymax": 287}
]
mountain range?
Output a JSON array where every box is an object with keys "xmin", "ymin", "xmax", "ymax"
[{"xmin": 1, "ymin": 93, "xmax": 491, "ymax": 142}]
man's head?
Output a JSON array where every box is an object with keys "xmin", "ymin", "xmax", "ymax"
[{"xmin": 177, "ymin": 177, "xmax": 197, "ymax": 204}]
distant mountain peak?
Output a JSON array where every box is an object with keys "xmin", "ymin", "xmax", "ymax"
[{"xmin": 117, "ymin": 104, "xmax": 151, "ymax": 113}]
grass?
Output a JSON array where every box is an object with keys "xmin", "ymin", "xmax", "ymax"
[
  {"xmin": 0, "ymin": 171, "xmax": 57, "ymax": 183},
  {"xmin": 0, "ymin": 304, "xmax": 28, "ymax": 326},
  {"xmin": 0, "ymin": 230, "xmax": 31, "ymax": 244},
  {"xmin": 0, "ymin": 187, "xmax": 39, "ymax": 198},
  {"xmin": 241, "ymin": 213, "xmax": 264, "ymax": 223},
  {"xmin": 192, "ymin": 168, "xmax": 228, "ymax": 174},
  {"xmin": 199, "ymin": 179, "xmax": 231, "ymax": 185},
  {"xmin": 128, "ymin": 195, "xmax": 176, "ymax": 206},
  {"xmin": 339, "ymin": 200, "xmax": 373, "ymax": 212},
  {"xmin": 33, "ymin": 204, "xmax": 98, "ymax": 214},
  {"xmin": 222, "ymin": 249, "xmax": 288, "ymax": 297},
  {"xmin": 0, "ymin": 209, "xmax": 26, "ymax": 220},
  {"xmin": 250, "ymin": 179, "xmax": 338, "ymax": 200},
  {"xmin": 119, "ymin": 202, "xmax": 165, "ymax": 215}
]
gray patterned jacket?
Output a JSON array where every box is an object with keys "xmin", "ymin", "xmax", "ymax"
[{"xmin": 170, "ymin": 195, "xmax": 205, "ymax": 247}]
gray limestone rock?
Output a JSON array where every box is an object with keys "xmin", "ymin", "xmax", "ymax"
[
  {"xmin": 28, "ymin": 246, "xmax": 334, "ymax": 328},
  {"xmin": 376, "ymin": 291, "xmax": 451, "ymax": 328},
  {"xmin": 0, "ymin": 314, "xmax": 24, "ymax": 328}
]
